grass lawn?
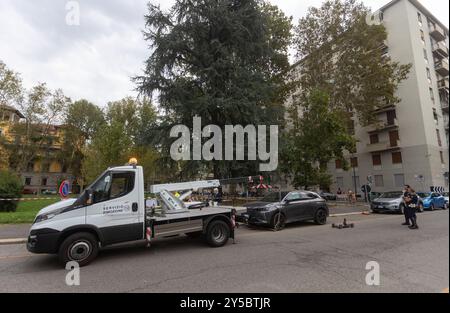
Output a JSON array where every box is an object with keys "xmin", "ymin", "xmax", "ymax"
[{"xmin": 0, "ymin": 197, "xmax": 62, "ymax": 224}]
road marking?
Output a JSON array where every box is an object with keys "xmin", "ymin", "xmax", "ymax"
[
  {"xmin": 0, "ymin": 238, "xmax": 27, "ymax": 245},
  {"xmin": 0, "ymin": 254, "xmax": 35, "ymax": 260},
  {"xmin": 330, "ymin": 212, "xmax": 364, "ymax": 217}
]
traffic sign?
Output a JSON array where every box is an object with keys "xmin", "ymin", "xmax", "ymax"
[
  {"xmin": 361, "ymin": 184, "xmax": 371, "ymax": 193},
  {"xmin": 59, "ymin": 180, "xmax": 70, "ymax": 198}
]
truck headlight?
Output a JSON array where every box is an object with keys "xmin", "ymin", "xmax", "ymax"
[{"xmin": 34, "ymin": 208, "xmax": 64, "ymax": 224}]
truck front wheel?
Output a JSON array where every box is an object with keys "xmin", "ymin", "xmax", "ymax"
[
  {"xmin": 205, "ymin": 220, "xmax": 230, "ymax": 247},
  {"xmin": 58, "ymin": 232, "xmax": 99, "ymax": 267}
]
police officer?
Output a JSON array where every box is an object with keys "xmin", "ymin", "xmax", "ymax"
[
  {"xmin": 403, "ymin": 185, "xmax": 419, "ymax": 229},
  {"xmin": 402, "ymin": 185, "xmax": 411, "ymax": 226}
]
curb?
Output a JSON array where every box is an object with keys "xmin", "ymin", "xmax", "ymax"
[{"xmin": 0, "ymin": 238, "xmax": 27, "ymax": 245}]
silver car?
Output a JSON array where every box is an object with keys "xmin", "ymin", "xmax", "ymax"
[
  {"xmin": 443, "ymin": 192, "xmax": 449, "ymax": 209},
  {"xmin": 371, "ymin": 191, "xmax": 424, "ymax": 213}
]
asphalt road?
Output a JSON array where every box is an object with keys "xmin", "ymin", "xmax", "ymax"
[{"xmin": 0, "ymin": 210, "xmax": 448, "ymax": 293}]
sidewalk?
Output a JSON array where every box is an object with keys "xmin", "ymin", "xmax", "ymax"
[{"xmin": 0, "ymin": 224, "xmax": 30, "ymax": 240}]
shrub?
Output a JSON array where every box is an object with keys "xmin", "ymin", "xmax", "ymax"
[{"xmin": 0, "ymin": 170, "xmax": 23, "ymax": 212}]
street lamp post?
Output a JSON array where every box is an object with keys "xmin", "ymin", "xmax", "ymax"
[{"xmin": 352, "ymin": 162, "xmax": 357, "ymax": 197}]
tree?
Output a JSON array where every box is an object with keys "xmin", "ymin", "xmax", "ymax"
[
  {"xmin": 0, "ymin": 60, "xmax": 23, "ymax": 106},
  {"xmin": 81, "ymin": 97, "xmax": 160, "ymax": 185},
  {"xmin": 7, "ymin": 83, "xmax": 70, "ymax": 173},
  {"xmin": 281, "ymin": 90, "xmax": 355, "ymax": 189},
  {"xmin": 60, "ymin": 99, "xmax": 106, "ymax": 187},
  {"xmin": 135, "ymin": 0, "xmax": 292, "ymax": 179},
  {"xmin": 292, "ymin": 0, "xmax": 411, "ymax": 125},
  {"xmin": 0, "ymin": 144, "xmax": 9, "ymax": 170},
  {"xmin": 0, "ymin": 170, "xmax": 23, "ymax": 212}
]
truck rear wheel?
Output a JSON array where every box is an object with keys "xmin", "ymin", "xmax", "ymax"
[
  {"xmin": 205, "ymin": 220, "xmax": 230, "ymax": 247},
  {"xmin": 58, "ymin": 232, "xmax": 99, "ymax": 267}
]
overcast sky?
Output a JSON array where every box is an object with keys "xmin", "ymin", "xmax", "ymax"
[{"xmin": 0, "ymin": 0, "xmax": 448, "ymax": 106}]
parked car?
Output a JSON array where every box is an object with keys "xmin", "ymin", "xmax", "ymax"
[
  {"xmin": 41, "ymin": 189, "xmax": 57, "ymax": 195},
  {"xmin": 443, "ymin": 192, "xmax": 449, "ymax": 209},
  {"xmin": 239, "ymin": 190, "xmax": 329, "ymax": 230},
  {"xmin": 371, "ymin": 191, "xmax": 424, "ymax": 213},
  {"xmin": 369, "ymin": 192, "xmax": 382, "ymax": 202},
  {"xmin": 417, "ymin": 192, "xmax": 447, "ymax": 210},
  {"xmin": 319, "ymin": 191, "xmax": 337, "ymax": 201}
]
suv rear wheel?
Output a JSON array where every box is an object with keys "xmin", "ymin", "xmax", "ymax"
[{"xmin": 314, "ymin": 208, "xmax": 328, "ymax": 225}]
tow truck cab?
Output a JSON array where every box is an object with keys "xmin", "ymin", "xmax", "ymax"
[{"xmin": 27, "ymin": 163, "xmax": 236, "ymax": 267}]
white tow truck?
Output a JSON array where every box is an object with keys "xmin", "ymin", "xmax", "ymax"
[{"xmin": 27, "ymin": 160, "xmax": 236, "ymax": 266}]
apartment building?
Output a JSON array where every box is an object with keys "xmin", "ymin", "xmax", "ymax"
[
  {"xmin": 323, "ymin": 0, "xmax": 449, "ymax": 194},
  {"xmin": 0, "ymin": 104, "xmax": 75, "ymax": 194}
]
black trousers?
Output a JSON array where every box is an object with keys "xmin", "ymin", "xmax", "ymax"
[{"xmin": 405, "ymin": 206, "xmax": 417, "ymax": 224}]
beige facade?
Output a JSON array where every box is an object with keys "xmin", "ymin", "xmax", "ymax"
[
  {"xmin": 326, "ymin": 0, "xmax": 449, "ymax": 194},
  {"xmin": 0, "ymin": 104, "xmax": 74, "ymax": 194}
]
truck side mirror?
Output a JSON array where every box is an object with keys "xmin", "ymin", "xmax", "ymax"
[{"xmin": 86, "ymin": 190, "xmax": 93, "ymax": 205}]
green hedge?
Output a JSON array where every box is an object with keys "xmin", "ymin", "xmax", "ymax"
[{"xmin": 0, "ymin": 170, "xmax": 23, "ymax": 212}]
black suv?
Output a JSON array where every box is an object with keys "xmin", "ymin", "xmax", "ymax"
[{"xmin": 239, "ymin": 191, "xmax": 329, "ymax": 230}]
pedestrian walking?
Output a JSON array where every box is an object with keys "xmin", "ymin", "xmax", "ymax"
[{"xmin": 402, "ymin": 185, "xmax": 419, "ymax": 229}]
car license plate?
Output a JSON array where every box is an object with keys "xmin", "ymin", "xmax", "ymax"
[{"xmin": 378, "ymin": 205, "xmax": 384, "ymax": 209}]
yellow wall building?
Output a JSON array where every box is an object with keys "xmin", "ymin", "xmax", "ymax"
[{"xmin": 0, "ymin": 104, "xmax": 74, "ymax": 194}]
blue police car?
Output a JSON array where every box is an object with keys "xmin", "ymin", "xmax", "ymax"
[{"xmin": 416, "ymin": 192, "xmax": 447, "ymax": 211}]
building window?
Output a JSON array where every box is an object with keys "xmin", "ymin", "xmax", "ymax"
[
  {"xmin": 436, "ymin": 129, "xmax": 442, "ymax": 146},
  {"xmin": 370, "ymin": 134, "xmax": 379, "ymax": 144},
  {"xmin": 42, "ymin": 163, "xmax": 50, "ymax": 173},
  {"xmin": 433, "ymin": 108, "xmax": 438, "ymax": 125},
  {"xmin": 372, "ymin": 154, "xmax": 382, "ymax": 166},
  {"xmin": 440, "ymin": 151, "xmax": 445, "ymax": 164},
  {"xmin": 335, "ymin": 159, "xmax": 342, "ymax": 169},
  {"xmin": 394, "ymin": 174, "xmax": 405, "ymax": 187},
  {"xmin": 336, "ymin": 177, "xmax": 344, "ymax": 188},
  {"xmin": 350, "ymin": 157, "xmax": 358, "ymax": 168},
  {"xmin": 386, "ymin": 110, "xmax": 396, "ymax": 125},
  {"xmin": 392, "ymin": 151, "xmax": 403, "ymax": 164},
  {"xmin": 429, "ymin": 87, "xmax": 435, "ymax": 103},
  {"xmin": 26, "ymin": 162, "xmax": 34, "ymax": 172},
  {"xmin": 423, "ymin": 48, "xmax": 428, "ymax": 61},
  {"xmin": 347, "ymin": 119, "xmax": 355, "ymax": 135},
  {"xmin": 25, "ymin": 177, "xmax": 31, "ymax": 186},
  {"xmin": 420, "ymin": 29, "xmax": 425, "ymax": 42},
  {"xmin": 426, "ymin": 67, "xmax": 431, "ymax": 82},
  {"xmin": 389, "ymin": 130, "xmax": 399, "ymax": 147},
  {"xmin": 417, "ymin": 12, "xmax": 422, "ymax": 25},
  {"xmin": 41, "ymin": 177, "xmax": 47, "ymax": 186},
  {"xmin": 374, "ymin": 175, "xmax": 384, "ymax": 187}
]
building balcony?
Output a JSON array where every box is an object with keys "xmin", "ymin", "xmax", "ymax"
[
  {"xmin": 373, "ymin": 104, "xmax": 396, "ymax": 114},
  {"xmin": 366, "ymin": 140, "xmax": 400, "ymax": 153},
  {"xmin": 442, "ymin": 100, "xmax": 449, "ymax": 113},
  {"xmin": 435, "ymin": 60, "xmax": 449, "ymax": 77},
  {"xmin": 429, "ymin": 23, "xmax": 446, "ymax": 42},
  {"xmin": 438, "ymin": 78, "xmax": 449, "ymax": 90},
  {"xmin": 432, "ymin": 42, "xmax": 449, "ymax": 59},
  {"xmin": 367, "ymin": 118, "xmax": 399, "ymax": 133}
]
